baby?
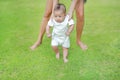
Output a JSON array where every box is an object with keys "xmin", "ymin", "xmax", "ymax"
[{"xmin": 46, "ymin": 3, "xmax": 74, "ymax": 63}]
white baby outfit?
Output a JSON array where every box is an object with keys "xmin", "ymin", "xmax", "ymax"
[{"xmin": 48, "ymin": 15, "xmax": 74, "ymax": 48}]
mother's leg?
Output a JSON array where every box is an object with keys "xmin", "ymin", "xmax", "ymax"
[
  {"xmin": 30, "ymin": 0, "xmax": 53, "ymax": 50},
  {"xmin": 75, "ymin": 0, "xmax": 87, "ymax": 50}
]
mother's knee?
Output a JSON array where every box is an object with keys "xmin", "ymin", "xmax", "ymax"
[
  {"xmin": 43, "ymin": 10, "xmax": 52, "ymax": 19},
  {"xmin": 76, "ymin": 10, "xmax": 84, "ymax": 17}
]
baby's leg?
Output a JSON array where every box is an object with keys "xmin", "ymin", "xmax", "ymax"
[
  {"xmin": 63, "ymin": 47, "xmax": 68, "ymax": 63},
  {"xmin": 52, "ymin": 46, "xmax": 60, "ymax": 59}
]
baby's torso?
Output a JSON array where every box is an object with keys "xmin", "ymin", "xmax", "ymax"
[{"xmin": 52, "ymin": 16, "xmax": 69, "ymax": 36}]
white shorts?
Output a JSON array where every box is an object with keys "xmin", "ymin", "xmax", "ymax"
[{"xmin": 51, "ymin": 36, "xmax": 70, "ymax": 48}]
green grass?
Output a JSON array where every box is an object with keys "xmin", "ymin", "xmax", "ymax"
[{"xmin": 0, "ymin": 0, "xmax": 120, "ymax": 80}]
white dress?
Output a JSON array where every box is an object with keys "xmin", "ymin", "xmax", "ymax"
[{"xmin": 48, "ymin": 15, "xmax": 74, "ymax": 48}]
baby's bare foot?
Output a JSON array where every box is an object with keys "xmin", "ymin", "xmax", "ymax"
[
  {"xmin": 56, "ymin": 53, "xmax": 60, "ymax": 60},
  {"xmin": 63, "ymin": 59, "xmax": 68, "ymax": 63}
]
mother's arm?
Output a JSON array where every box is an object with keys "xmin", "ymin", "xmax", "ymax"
[
  {"xmin": 51, "ymin": 0, "xmax": 59, "ymax": 18},
  {"xmin": 68, "ymin": 0, "xmax": 78, "ymax": 19}
]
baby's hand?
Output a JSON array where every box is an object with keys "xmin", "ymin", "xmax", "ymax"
[
  {"xmin": 66, "ymin": 32, "xmax": 70, "ymax": 36},
  {"xmin": 47, "ymin": 34, "xmax": 51, "ymax": 38}
]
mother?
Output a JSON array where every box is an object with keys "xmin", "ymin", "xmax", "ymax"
[{"xmin": 30, "ymin": 0, "xmax": 87, "ymax": 50}]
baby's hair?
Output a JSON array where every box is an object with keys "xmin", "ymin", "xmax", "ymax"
[{"xmin": 54, "ymin": 3, "xmax": 66, "ymax": 13}]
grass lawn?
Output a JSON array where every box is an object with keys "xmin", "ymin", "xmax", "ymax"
[{"xmin": 0, "ymin": 0, "xmax": 120, "ymax": 80}]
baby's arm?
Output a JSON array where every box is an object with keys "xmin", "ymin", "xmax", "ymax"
[
  {"xmin": 46, "ymin": 25, "xmax": 51, "ymax": 38},
  {"xmin": 46, "ymin": 19, "xmax": 54, "ymax": 38},
  {"xmin": 66, "ymin": 24, "xmax": 74, "ymax": 36}
]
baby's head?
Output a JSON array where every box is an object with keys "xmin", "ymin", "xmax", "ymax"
[{"xmin": 53, "ymin": 3, "xmax": 66, "ymax": 23}]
